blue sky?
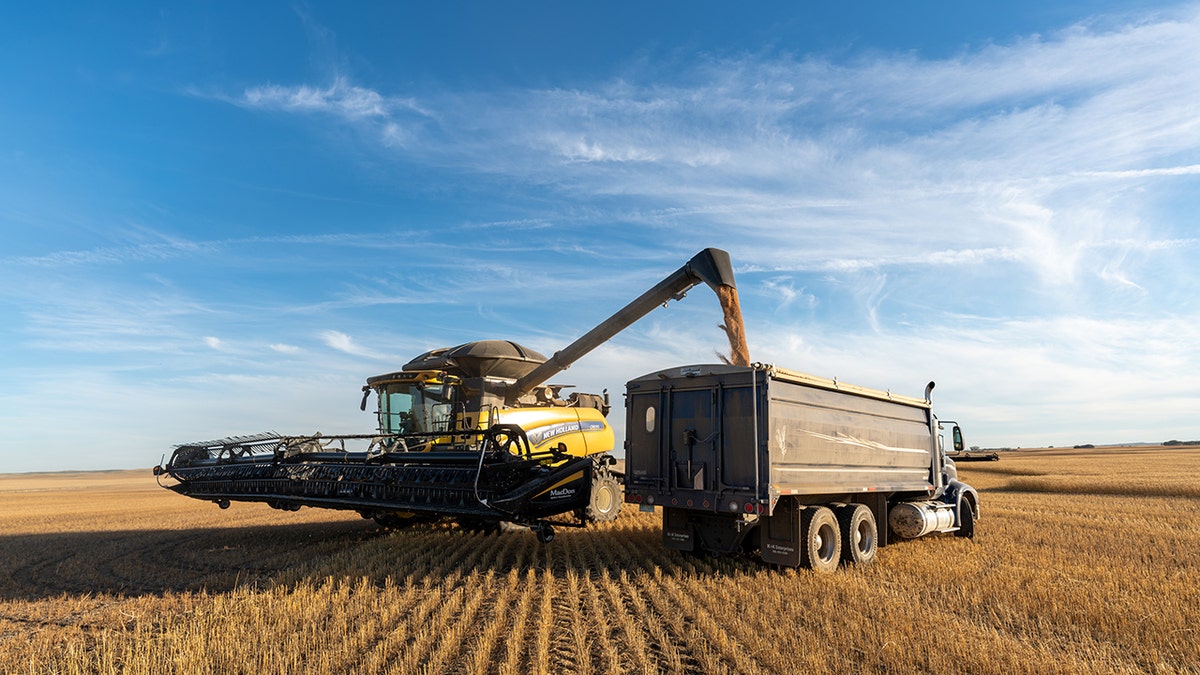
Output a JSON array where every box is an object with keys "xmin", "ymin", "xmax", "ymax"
[{"xmin": 3, "ymin": 2, "xmax": 1198, "ymax": 472}]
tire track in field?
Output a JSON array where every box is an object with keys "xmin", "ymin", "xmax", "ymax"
[
  {"xmin": 575, "ymin": 527, "xmax": 627, "ymax": 675},
  {"xmin": 699, "ymin": 570, "xmax": 801, "ymax": 673},
  {"xmin": 361, "ymin": 526, "xmax": 511, "ymax": 674},
  {"xmin": 439, "ymin": 530, "xmax": 526, "ymax": 674},
  {"xmin": 604, "ymin": 512, "xmax": 775, "ymax": 673},
  {"xmin": 349, "ymin": 528, "xmax": 494, "ymax": 673},
  {"xmin": 411, "ymin": 531, "xmax": 529, "ymax": 674},
  {"xmin": 413, "ymin": 569, "xmax": 497, "ymax": 673},
  {"xmin": 411, "ymin": 530, "xmax": 526, "ymax": 672},
  {"xmin": 531, "ymin": 560, "xmax": 556, "ymax": 673},
  {"xmin": 498, "ymin": 567, "xmax": 541, "ymax": 675},
  {"xmin": 613, "ymin": 515, "xmax": 779, "ymax": 674},
  {"xmin": 462, "ymin": 566, "xmax": 522, "ymax": 675},
  {"xmin": 547, "ymin": 532, "xmax": 588, "ymax": 675},
  {"xmin": 301, "ymin": 528, "xmax": 462, "ymax": 675},
  {"xmin": 655, "ymin": 572, "xmax": 766, "ymax": 675}
]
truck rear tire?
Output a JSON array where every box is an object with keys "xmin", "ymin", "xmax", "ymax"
[
  {"xmin": 801, "ymin": 506, "xmax": 841, "ymax": 572},
  {"xmin": 837, "ymin": 504, "xmax": 877, "ymax": 566},
  {"xmin": 584, "ymin": 468, "xmax": 622, "ymax": 524}
]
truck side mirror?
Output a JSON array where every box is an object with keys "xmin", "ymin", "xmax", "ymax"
[{"xmin": 952, "ymin": 425, "xmax": 964, "ymax": 452}]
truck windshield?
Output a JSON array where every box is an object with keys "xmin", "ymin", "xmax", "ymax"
[{"xmin": 378, "ymin": 382, "xmax": 455, "ymax": 434}]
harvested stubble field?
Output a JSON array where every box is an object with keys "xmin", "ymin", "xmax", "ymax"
[{"xmin": 2, "ymin": 448, "xmax": 1198, "ymax": 674}]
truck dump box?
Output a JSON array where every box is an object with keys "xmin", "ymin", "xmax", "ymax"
[
  {"xmin": 625, "ymin": 363, "xmax": 937, "ymax": 507},
  {"xmin": 624, "ymin": 363, "xmax": 972, "ymax": 568}
]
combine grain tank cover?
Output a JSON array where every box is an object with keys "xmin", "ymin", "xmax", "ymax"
[{"xmin": 401, "ymin": 340, "xmax": 548, "ymax": 379}]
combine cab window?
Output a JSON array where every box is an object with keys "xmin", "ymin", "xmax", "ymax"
[{"xmin": 378, "ymin": 383, "xmax": 455, "ymax": 434}]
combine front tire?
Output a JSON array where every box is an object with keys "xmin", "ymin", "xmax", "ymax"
[{"xmin": 583, "ymin": 467, "xmax": 622, "ymax": 524}]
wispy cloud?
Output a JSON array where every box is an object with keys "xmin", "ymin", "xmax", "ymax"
[
  {"xmin": 243, "ymin": 77, "xmax": 393, "ymax": 118},
  {"xmin": 761, "ymin": 277, "xmax": 815, "ymax": 313},
  {"xmin": 236, "ymin": 76, "xmax": 434, "ymax": 147},
  {"xmin": 4, "ymin": 238, "xmax": 215, "ymax": 268},
  {"xmin": 320, "ymin": 330, "xmax": 386, "ymax": 360},
  {"xmin": 1080, "ymin": 164, "xmax": 1200, "ymax": 179}
]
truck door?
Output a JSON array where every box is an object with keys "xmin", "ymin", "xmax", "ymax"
[
  {"xmin": 670, "ymin": 388, "xmax": 716, "ymax": 493},
  {"xmin": 627, "ymin": 392, "xmax": 663, "ymax": 483},
  {"xmin": 718, "ymin": 382, "xmax": 757, "ymax": 490}
]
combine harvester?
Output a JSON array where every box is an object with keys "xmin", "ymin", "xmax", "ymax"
[
  {"xmin": 157, "ymin": 247, "xmax": 979, "ymax": 568},
  {"xmin": 157, "ymin": 248, "xmax": 746, "ymax": 543}
]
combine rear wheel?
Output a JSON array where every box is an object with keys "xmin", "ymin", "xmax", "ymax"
[{"xmin": 583, "ymin": 466, "xmax": 622, "ymax": 524}]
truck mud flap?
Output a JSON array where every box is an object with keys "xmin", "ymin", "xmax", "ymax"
[
  {"xmin": 662, "ymin": 507, "xmax": 757, "ymax": 556},
  {"xmin": 759, "ymin": 497, "xmax": 802, "ymax": 567},
  {"xmin": 662, "ymin": 507, "xmax": 696, "ymax": 552}
]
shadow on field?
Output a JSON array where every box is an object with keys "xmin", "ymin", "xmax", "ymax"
[
  {"xmin": 0, "ymin": 513, "xmax": 822, "ymax": 602},
  {"xmin": 0, "ymin": 519, "xmax": 378, "ymax": 601}
]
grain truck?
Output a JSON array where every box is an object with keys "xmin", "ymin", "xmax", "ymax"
[{"xmin": 622, "ymin": 363, "xmax": 978, "ymax": 570}]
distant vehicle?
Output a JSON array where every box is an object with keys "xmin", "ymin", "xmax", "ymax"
[{"xmin": 941, "ymin": 421, "xmax": 1000, "ymax": 461}]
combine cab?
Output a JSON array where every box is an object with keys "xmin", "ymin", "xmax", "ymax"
[
  {"xmin": 157, "ymin": 248, "xmax": 746, "ymax": 541},
  {"xmin": 158, "ymin": 341, "xmax": 620, "ymax": 541}
]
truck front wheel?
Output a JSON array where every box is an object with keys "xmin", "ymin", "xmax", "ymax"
[{"xmin": 955, "ymin": 498, "xmax": 976, "ymax": 539}]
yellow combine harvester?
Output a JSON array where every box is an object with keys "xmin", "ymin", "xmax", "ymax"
[{"xmin": 156, "ymin": 248, "xmax": 746, "ymax": 543}]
